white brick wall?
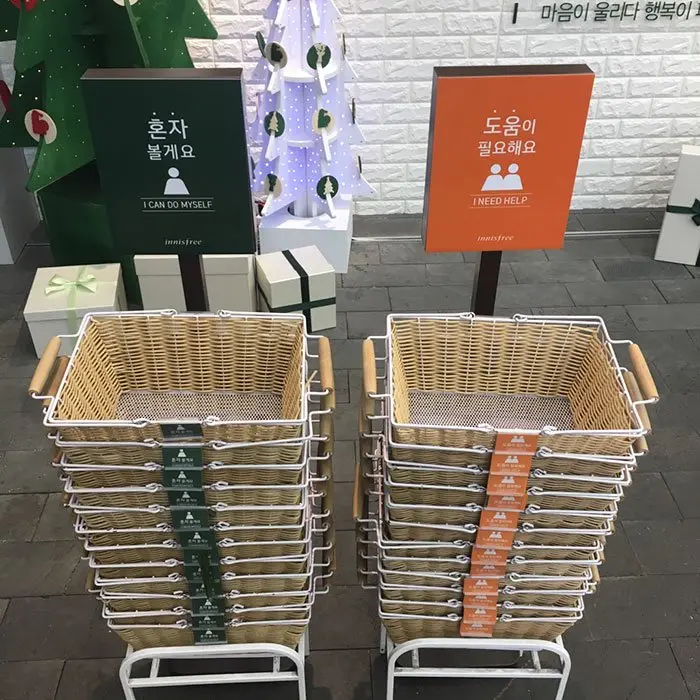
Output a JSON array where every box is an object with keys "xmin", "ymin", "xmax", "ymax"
[{"xmin": 4, "ymin": 1, "xmax": 699, "ymax": 214}]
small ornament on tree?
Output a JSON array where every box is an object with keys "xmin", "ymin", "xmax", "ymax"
[
  {"xmin": 265, "ymin": 41, "xmax": 288, "ymax": 93},
  {"xmin": 312, "ymin": 108, "xmax": 334, "ymax": 161},
  {"xmin": 262, "ymin": 173, "xmax": 282, "ymax": 215},
  {"xmin": 317, "ymin": 175, "xmax": 338, "ymax": 217},
  {"xmin": 9, "ymin": 0, "xmax": 38, "ymax": 8},
  {"xmin": 306, "ymin": 42, "xmax": 331, "ymax": 93},
  {"xmin": 264, "ymin": 110, "xmax": 285, "ymax": 160},
  {"xmin": 24, "ymin": 109, "xmax": 56, "ymax": 144},
  {"xmin": 256, "ymin": 31, "xmax": 267, "ymax": 56}
]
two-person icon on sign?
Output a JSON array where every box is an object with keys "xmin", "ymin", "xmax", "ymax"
[{"xmin": 481, "ymin": 163, "xmax": 523, "ymax": 192}]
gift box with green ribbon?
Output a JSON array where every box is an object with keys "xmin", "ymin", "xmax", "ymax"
[
  {"xmin": 656, "ymin": 145, "xmax": 700, "ymax": 266},
  {"xmin": 23, "ymin": 263, "xmax": 127, "ymax": 358}
]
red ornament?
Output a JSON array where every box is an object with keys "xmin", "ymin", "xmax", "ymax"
[
  {"xmin": 30, "ymin": 109, "xmax": 49, "ymax": 137},
  {"xmin": 9, "ymin": 0, "xmax": 38, "ymax": 9},
  {"xmin": 0, "ymin": 81, "xmax": 10, "ymax": 111}
]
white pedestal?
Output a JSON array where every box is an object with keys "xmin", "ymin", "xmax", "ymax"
[
  {"xmin": 258, "ymin": 196, "xmax": 353, "ymax": 273},
  {"xmin": 0, "ymin": 149, "xmax": 40, "ymax": 264},
  {"xmin": 656, "ymin": 145, "xmax": 700, "ymax": 266}
]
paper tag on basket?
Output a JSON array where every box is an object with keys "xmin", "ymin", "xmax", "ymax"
[
  {"xmin": 194, "ymin": 627, "xmax": 227, "ymax": 645},
  {"xmin": 163, "ymin": 447, "xmax": 204, "ymax": 470},
  {"xmin": 494, "ymin": 433, "xmax": 538, "ymax": 455},
  {"xmin": 486, "ymin": 473, "xmax": 528, "ymax": 498},
  {"xmin": 460, "ymin": 620, "xmax": 495, "ymax": 638},
  {"xmin": 191, "ymin": 596, "xmax": 226, "ymax": 617},
  {"xmin": 489, "ymin": 452, "xmax": 533, "ymax": 477},
  {"xmin": 163, "ymin": 466, "xmax": 204, "ymax": 491},
  {"xmin": 487, "ymin": 494, "xmax": 528, "ymax": 511},
  {"xmin": 470, "ymin": 561, "xmax": 508, "ymax": 578},
  {"xmin": 161, "ymin": 423, "xmax": 203, "ymax": 441},
  {"xmin": 475, "ymin": 527, "xmax": 516, "ymax": 551},
  {"xmin": 463, "ymin": 593, "xmax": 499, "ymax": 608},
  {"xmin": 463, "ymin": 605, "xmax": 498, "ymax": 625},
  {"xmin": 168, "ymin": 489, "xmax": 207, "ymax": 509},
  {"xmin": 471, "ymin": 546, "xmax": 510, "ymax": 568},
  {"xmin": 171, "ymin": 507, "xmax": 211, "ymax": 531},
  {"xmin": 479, "ymin": 508, "xmax": 519, "ymax": 532},
  {"xmin": 463, "ymin": 576, "xmax": 499, "ymax": 597}
]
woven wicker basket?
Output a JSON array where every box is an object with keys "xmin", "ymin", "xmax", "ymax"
[
  {"xmin": 96, "ymin": 572, "xmax": 312, "ymax": 596},
  {"xmin": 380, "ymin": 614, "xmax": 579, "ymax": 644},
  {"xmin": 364, "ymin": 315, "xmax": 657, "ymax": 457},
  {"xmin": 109, "ymin": 620, "xmax": 308, "ymax": 650},
  {"xmin": 76, "ymin": 518, "xmax": 311, "ymax": 548},
  {"xmin": 66, "ymin": 478, "xmax": 306, "ymax": 509},
  {"xmin": 39, "ymin": 313, "xmax": 310, "ymax": 442}
]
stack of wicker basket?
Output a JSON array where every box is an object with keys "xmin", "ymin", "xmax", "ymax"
[
  {"xmin": 355, "ymin": 313, "xmax": 657, "ymax": 644},
  {"xmin": 30, "ymin": 311, "xmax": 335, "ymax": 651}
]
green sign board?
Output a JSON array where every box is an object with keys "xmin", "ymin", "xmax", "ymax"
[{"xmin": 82, "ymin": 68, "xmax": 255, "ymax": 255}]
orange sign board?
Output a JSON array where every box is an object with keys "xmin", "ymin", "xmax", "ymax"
[{"xmin": 423, "ymin": 65, "xmax": 594, "ymax": 253}]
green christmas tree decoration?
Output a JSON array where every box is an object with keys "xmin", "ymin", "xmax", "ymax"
[{"xmin": 0, "ymin": 0, "xmax": 218, "ymax": 303}]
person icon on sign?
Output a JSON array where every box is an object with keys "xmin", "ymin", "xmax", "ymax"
[
  {"xmin": 502, "ymin": 163, "xmax": 523, "ymax": 191},
  {"xmin": 164, "ymin": 167, "xmax": 189, "ymax": 195},
  {"xmin": 481, "ymin": 164, "xmax": 505, "ymax": 192}
]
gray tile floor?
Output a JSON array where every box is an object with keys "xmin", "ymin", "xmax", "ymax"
[{"xmin": 2, "ymin": 231, "xmax": 700, "ymax": 699}]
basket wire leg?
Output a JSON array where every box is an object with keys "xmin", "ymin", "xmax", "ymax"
[
  {"xmin": 384, "ymin": 636, "xmax": 572, "ymax": 700},
  {"xmin": 118, "ymin": 642, "xmax": 308, "ymax": 700}
]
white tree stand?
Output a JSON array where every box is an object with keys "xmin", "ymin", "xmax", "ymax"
[
  {"xmin": 119, "ymin": 631, "xmax": 309, "ymax": 700},
  {"xmin": 381, "ymin": 628, "xmax": 571, "ymax": 700}
]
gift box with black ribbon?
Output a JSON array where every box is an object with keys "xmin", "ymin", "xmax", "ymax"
[
  {"xmin": 656, "ymin": 145, "xmax": 700, "ymax": 266},
  {"xmin": 256, "ymin": 245, "xmax": 336, "ymax": 332}
]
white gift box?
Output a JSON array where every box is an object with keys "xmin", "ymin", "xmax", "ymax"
[
  {"xmin": 656, "ymin": 145, "xmax": 700, "ymax": 266},
  {"xmin": 201, "ymin": 254, "xmax": 256, "ymax": 313},
  {"xmin": 134, "ymin": 255, "xmax": 187, "ymax": 312},
  {"xmin": 258, "ymin": 195, "xmax": 353, "ymax": 273},
  {"xmin": 23, "ymin": 263, "xmax": 126, "ymax": 358},
  {"xmin": 256, "ymin": 246, "xmax": 336, "ymax": 332}
]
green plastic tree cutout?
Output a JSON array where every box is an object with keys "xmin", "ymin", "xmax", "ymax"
[{"xmin": 0, "ymin": 0, "xmax": 217, "ymax": 192}]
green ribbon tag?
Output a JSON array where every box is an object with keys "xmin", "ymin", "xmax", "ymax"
[
  {"xmin": 171, "ymin": 507, "xmax": 210, "ymax": 531},
  {"xmin": 161, "ymin": 423, "xmax": 203, "ymax": 440},
  {"xmin": 192, "ymin": 612, "xmax": 226, "ymax": 630},
  {"xmin": 176, "ymin": 529, "xmax": 217, "ymax": 551},
  {"xmin": 182, "ymin": 545, "xmax": 218, "ymax": 566},
  {"xmin": 191, "ymin": 596, "xmax": 226, "ymax": 617},
  {"xmin": 666, "ymin": 198, "xmax": 700, "ymax": 226},
  {"xmin": 168, "ymin": 489, "xmax": 207, "ymax": 509},
  {"xmin": 163, "ymin": 467, "xmax": 203, "ymax": 491},
  {"xmin": 194, "ymin": 627, "xmax": 227, "ymax": 645},
  {"xmin": 44, "ymin": 266, "xmax": 98, "ymax": 335}
]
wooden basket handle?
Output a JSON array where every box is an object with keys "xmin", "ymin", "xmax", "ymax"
[
  {"xmin": 628, "ymin": 344, "xmax": 659, "ymax": 402},
  {"xmin": 624, "ymin": 371, "xmax": 649, "ymax": 454},
  {"xmin": 353, "ymin": 461, "xmax": 365, "ymax": 522},
  {"xmin": 43, "ymin": 356, "xmax": 69, "ymax": 409},
  {"xmin": 318, "ymin": 336, "xmax": 335, "ymax": 411},
  {"xmin": 28, "ymin": 336, "xmax": 62, "ymax": 397},
  {"xmin": 85, "ymin": 566, "xmax": 96, "ymax": 593},
  {"xmin": 362, "ymin": 338, "xmax": 377, "ymax": 397}
]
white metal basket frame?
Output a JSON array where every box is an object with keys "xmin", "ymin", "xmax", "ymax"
[
  {"xmin": 99, "ymin": 588, "xmax": 313, "ymax": 607},
  {"xmin": 379, "ymin": 595, "xmax": 585, "ymax": 616},
  {"xmin": 378, "ymin": 607, "xmax": 585, "ymax": 627},
  {"xmin": 381, "ymin": 580, "xmax": 596, "ymax": 600},
  {"xmin": 34, "ymin": 310, "xmax": 329, "ymax": 431},
  {"xmin": 372, "ymin": 434, "xmax": 637, "ymax": 487},
  {"xmin": 368, "ymin": 313, "xmax": 657, "ymax": 443},
  {"xmin": 102, "ymin": 601, "xmax": 314, "ymax": 621},
  {"xmin": 49, "ymin": 403, "xmax": 331, "ymax": 453},
  {"xmin": 74, "ymin": 509, "xmax": 332, "ymax": 545},
  {"xmin": 383, "ymin": 467, "xmax": 626, "ymax": 504}
]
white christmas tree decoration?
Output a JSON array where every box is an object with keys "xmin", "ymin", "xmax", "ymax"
[{"xmin": 249, "ymin": 0, "xmax": 374, "ymax": 224}]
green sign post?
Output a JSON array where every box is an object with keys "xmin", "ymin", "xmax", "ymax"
[{"xmin": 82, "ymin": 68, "xmax": 256, "ymax": 309}]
